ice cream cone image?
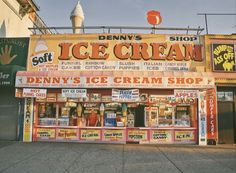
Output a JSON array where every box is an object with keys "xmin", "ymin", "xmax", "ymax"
[{"xmin": 70, "ymin": 0, "xmax": 84, "ymax": 34}]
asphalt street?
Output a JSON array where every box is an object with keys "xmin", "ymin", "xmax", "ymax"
[{"xmin": 0, "ymin": 141, "xmax": 235, "ymax": 173}]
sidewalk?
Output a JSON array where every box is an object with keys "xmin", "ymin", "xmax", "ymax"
[{"xmin": 0, "ymin": 141, "xmax": 235, "ymax": 173}]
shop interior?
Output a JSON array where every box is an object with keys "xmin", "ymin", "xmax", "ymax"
[{"xmin": 35, "ymin": 89, "xmax": 198, "ymax": 129}]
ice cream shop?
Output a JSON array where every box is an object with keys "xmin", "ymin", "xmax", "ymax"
[{"xmin": 15, "ymin": 33, "xmax": 218, "ymax": 145}]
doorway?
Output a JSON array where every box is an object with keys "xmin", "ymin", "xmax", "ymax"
[{"xmin": 218, "ymin": 102, "xmax": 235, "ymax": 144}]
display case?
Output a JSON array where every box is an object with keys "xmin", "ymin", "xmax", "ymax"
[
  {"xmin": 175, "ymin": 106, "xmax": 190, "ymax": 127},
  {"xmin": 144, "ymin": 107, "xmax": 158, "ymax": 127},
  {"xmin": 158, "ymin": 104, "xmax": 173, "ymax": 127}
]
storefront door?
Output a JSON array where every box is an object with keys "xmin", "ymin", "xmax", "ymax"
[
  {"xmin": 0, "ymin": 88, "xmax": 20, "ymax": 140},
  {"xmin": 218, "ymin": 102, "xmax": 235, "ymax": 144}
]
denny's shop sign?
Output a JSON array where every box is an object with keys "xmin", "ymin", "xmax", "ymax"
[
  {"xmin": 27, "ymin": 34, "xmax": 203, "ymax": 72},
  {"xmin": 15, "ymin": 71, "xmax": 215, "ymax": 89}
]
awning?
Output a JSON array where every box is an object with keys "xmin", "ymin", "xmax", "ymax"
[
  {"xmin": 15, "ymin": 71, "xmax": 215, "ymax": 89},
  {"xmin": 0, "ymin": 65, "xmax": 25, "ymax": 87}
]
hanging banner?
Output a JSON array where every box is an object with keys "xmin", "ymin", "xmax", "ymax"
[
  {"xmin": 23, "ymin": 98, "xmax": 34, "ymax": 142},
  {"xmin": 206, "ymin": 88, "xmax": 218, "ymax": 143},
  {"xmin": 15, "ymin": 71, "xmax": 215, "ymax": 89},
  {"xmin": 112, "ymin": 89, "xmax": 139, "ymax": 102},
  {"xmin": 27, "ymin": 34, "xmax": 204, "ymax": 72},
  {"xmin": 212, "ymin": 44, "xmax": 235, "ymax": 72},
  {"xmin": 23, "ymin": 88, "xmax": 47, "ymax": 98},
  {"xmin": 198, "ymin": 91, "xmax": 207, "ymax": 145},
  {"xmin": 62, "ymin": 89, "xmax": 87, "ymax": 98}
]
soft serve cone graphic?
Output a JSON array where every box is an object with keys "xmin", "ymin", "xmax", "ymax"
[{"xmin": 70, "ymin": 0, "xmax": 84, "ymax": 34}]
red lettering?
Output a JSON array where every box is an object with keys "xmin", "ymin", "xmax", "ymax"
[
  {"xmin": 114, "ymin": 43, "xmax": 131, "ymax": 60},
  {"xmin": 72, "ymin": 43, "xmax": 89, "ymax": 59},
  {"xmin": 90, "ymin": 43, "xmax": 109, "ymax": 59},
  {"xmin": 58, "ymin": 43, "xmax": 72, "ymax": 60}
]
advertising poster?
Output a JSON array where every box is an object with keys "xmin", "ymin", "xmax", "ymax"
[
  {"xmin": 206, "ymin": 88, "xmax": 218, "ymax": 142},
  {"xmin": 27, "ymin": 34, "xmax": 204, "ymax": 72},
  {"xmin": 198, "ymin": 91, "xmax": 207, "ymax": 145},
  {"xmin": 80, "ymin": 129, "xmax": 101, "ymax": 141},
  {"xmin": 127, "ymin": 129, "xmax": 149, "ymax": 142},
  {"xmin": 174, "ymin": 130, "xmax": 195, "ymax": 142},
  {"xmin": 212, "ymin": 44, "xmax": 235, "ymax": 72},
  {"xmin": 112, "ymin": 89, "xmax": 139, "ymax": 102},
  {"xmin": 150, "ymin": 130, "xmax": 172, "ymax": 143},
  {"xmin": 0, "ymin": 38, "xmax": 29, "ymax": 67},
  {"xmin": 57, "ymin": 129, "xmax": 78, "ymax": 140},
  {"xmin": 102, "ymin": 129, "xmax": 125, "ymax": 142},
  {"xmin": 36, "ymin": 128, "xmax": 56, "ymax": 140},
  {"xmin": 23, "ymin": 98, "xmax": 34, "ymax": 142}
]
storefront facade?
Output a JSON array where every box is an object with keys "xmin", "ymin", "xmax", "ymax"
[
  {"xmin": 205, "ymin": 34, "xmax": 236, "ymax": 144},
  {"xmin": 0, "ymin": 37, "xmax": 29, "ymax": 140},
  {"xmin": 15, "ymin": 34, "xmax": 218, "ymax": 144}
]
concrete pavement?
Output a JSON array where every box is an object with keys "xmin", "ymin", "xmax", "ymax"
[{"xmin": 0, "ymin": 141, "xmax": 235, "ymax": 173}]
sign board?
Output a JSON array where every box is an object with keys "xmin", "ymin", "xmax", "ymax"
[
  {"xmin": 102, "ymin": 129, "xmax": 125, "ymax": 142},
  {"xmin": 15, "ymin": 71, "xmax": 215, "ymax": 89},
  {"xmin": 150, "ymin": 130, "xmax": 172, "ymax": 143},
  {"xmin": 62, "ymin": 89, "xmax": 87, "ymax": 98},
  {"xmin": 198, "ymin": 91, "xmax": 207, "ymax": 145},
  {"xmin": 57, "ymin": 129, "xmax": 78, "ymax": 140},
  {"xmin": 36, "ymin": 128, "xmax": 56, "ymax": 140},
  {"xmin": 27, "ymin": 34, "xmax": 204, "ymax": 72},
  {"xmin": 127, "ymin": 129, "xmax": 149, "ymax": 142},
  {"xmin": 174, "ymin": 130, "xmax": 195, "ymax": 142},
  {"xmin": 206, "ymin": 88, "xmax": 218, "ymax": 142},
  {"xmin": 80, "ymin": 129, "xmax": 101, "ymax": 141},
  {"xmin": 212, "ymin": 44, "xmax": 235, "ymax": 72},
  {"xmin": 0, "ymin": 38, "xmax": 29, "ymax": 66},
  {"xmin": 23, "ymin": 98, "xmax": 34, "ymax": 142},
  {"xmin": 112, "ymin": 89, "xmax": 139, "ymax": 102},
  {"xmin": 23, "ymin": 88, "xmax": 47, "ymax": 98}
]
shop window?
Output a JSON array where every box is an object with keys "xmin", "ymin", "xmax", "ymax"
[
  {"xmin": 38, "ymin": 103, "xmax": 57, "ymax": 126},
  {"xmin": 175, "ymin": 106, "xmax": 191, "ymax": 127},
  {"xmin": 158, "ymin": 104, "xmax": 174, "ymax": 127},
  {"xmin": 217, "ymin": 92, "xmax": 233, "ymax": 102}
]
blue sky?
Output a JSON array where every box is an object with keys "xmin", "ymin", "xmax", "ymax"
[{"xmin": 36, "ymin": 0, "xmax": 236, "ymax": 34}]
